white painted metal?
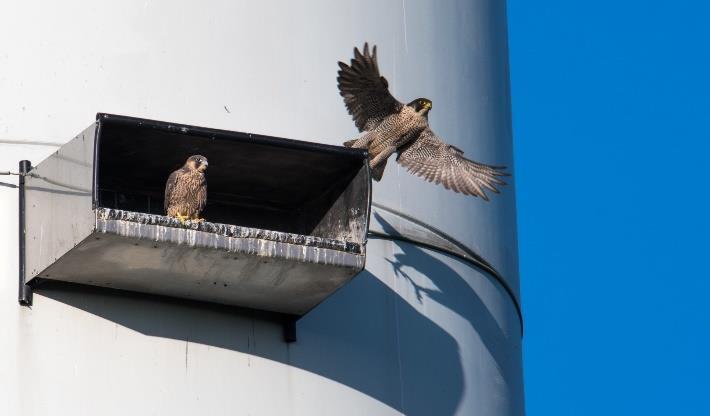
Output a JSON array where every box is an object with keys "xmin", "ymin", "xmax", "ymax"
[
  {"xmin": 24, "ymin": 126, "xmax": 95, "ymax": 280},
  {"xmin": 0, "ymin": 1, "xmax": 522, "ymax": 415}
]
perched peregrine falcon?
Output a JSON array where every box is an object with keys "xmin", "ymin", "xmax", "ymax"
[
  {"xmin": 338, "ymin": 43, "xmax": 509, "ymax": 200},
  {"xmin": 164, "ymin": 155, "xmax": 208, "ymax": 223}
]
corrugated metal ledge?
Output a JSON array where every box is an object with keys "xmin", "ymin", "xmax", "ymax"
[{"xmin": 98, "ymin": 208, "xmax": 364, "ymax": 257}]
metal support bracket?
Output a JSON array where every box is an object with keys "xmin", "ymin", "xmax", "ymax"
[{"xmin": 18, "ymin": 160, "xmax": 33, "ymax": 306}]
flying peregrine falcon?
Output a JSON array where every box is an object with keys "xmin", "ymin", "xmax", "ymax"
[
  {"xmin": 338, "ymin": 43, "xmax": 509, "ymax": 200},
  {"xmin": 164, "ymin": 155, "xmax": 208, "ymax": 223}
]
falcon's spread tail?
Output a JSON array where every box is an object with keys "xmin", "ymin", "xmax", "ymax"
[
  {"xmin": 343, "ymin": 130, "xmax": 378, "ymax": 149},
  {"xmin": 343, "ymin": 136, "xmax": 387, "ymax": 181},
  {"xmin": 371, "ymin": 159, "xmax": 387, "ymax": 181}
]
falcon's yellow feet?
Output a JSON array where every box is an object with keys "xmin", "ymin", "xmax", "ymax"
[
  {"xmin": 175, "ymin": 214, "xmax": 188, "ymax": 224},
  {"xmin": 192, "ymin": 217, "xmax": 205, "ymax": 223}
]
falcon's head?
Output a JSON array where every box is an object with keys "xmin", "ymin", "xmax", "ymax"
[
  {"xmin": 185, "ymin": 155, "xmax": 209, "ymax": 172},
  {"xmin": 408, "ymin": 98, "xmax": 433, "ymax": 116}
]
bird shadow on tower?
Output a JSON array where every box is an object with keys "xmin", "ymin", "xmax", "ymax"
[
  {"xmin": 34, "ymin": 215, "xmax": 520, "ymax": 415},
  {"xmin": 368, "ymin": 213, "xmax": 523, "ymax": 415}
]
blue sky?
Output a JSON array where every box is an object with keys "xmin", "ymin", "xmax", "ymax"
[{"xmin": 508, "ymin": 1, "xmax": 710, "ymax": 414}]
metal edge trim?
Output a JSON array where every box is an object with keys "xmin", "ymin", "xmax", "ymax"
[
  {"xmin": 92, "ymin": 117, "xmax": 102, "ymax": 210},
  {"xmin": 95, "ymin": 113, "xmax": 370, "ymax": 159},
  {"xmin": 18, "ymin": 160, "xmax": 32, "ymax": 306}
]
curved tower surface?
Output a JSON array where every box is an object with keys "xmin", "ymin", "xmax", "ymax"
[{"xmin": 0, "ymin": 1, "xmax": 523, "ymax": 415}]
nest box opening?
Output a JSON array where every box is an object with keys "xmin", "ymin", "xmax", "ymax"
[{"xmin": 95, "ymin": 114, "xmax": 370, "ymax": 242}]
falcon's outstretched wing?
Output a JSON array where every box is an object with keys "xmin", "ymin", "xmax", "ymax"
[
  {"xmin": 397, "ymin": 128, "xmax": 509, "ymax": 200},
  {"xmin": 164, "ymin": 169, "xmax": 180, "ymax": 212},
  {"xmin": 337, "ymin": 43, "xmax": 402, "ymax": 132}
]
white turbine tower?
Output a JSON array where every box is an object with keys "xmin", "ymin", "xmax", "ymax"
[{"xmin": 0, "ymin": 1, "xmax": 522, "ymax": 415}]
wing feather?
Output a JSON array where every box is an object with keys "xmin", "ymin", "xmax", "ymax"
[
  {"xmin": 337, "ymin": 43, "xmax": 402, "ymax": 132},
  {"xmin": 397, "ymin": 128, "xmax": 509, "ymax": 200},
  {"xmin": 196, "ymin": 176, "xmax": 207, "ymax": 212},
  {"xmin": 164, "ymin": 169, "xmax": 180, "ymax": 212}
]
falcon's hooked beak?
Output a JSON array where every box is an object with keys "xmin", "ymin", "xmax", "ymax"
[
  {"xmin": 198, "ymin": 160, "xmax": 208, "ymax": 172},
  {"xmin": 420, "ymin": 101, "xmax": 432, "ymax": 117},
  {"xmin": 416, "ymin": 99, "xmax": 432, "ymax": 114}
]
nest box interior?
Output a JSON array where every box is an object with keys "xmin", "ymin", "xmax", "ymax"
[{"xmin": 96, "ymin": 116, "xmax": 368, "ymax": 238}]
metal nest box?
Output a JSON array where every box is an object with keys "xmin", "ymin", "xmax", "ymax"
[{"xmin": 21, "ymin": 113, "xmax": 370, "ymax": 322}]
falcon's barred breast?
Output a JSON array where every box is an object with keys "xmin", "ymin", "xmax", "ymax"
[
  {"xmin": 164, "ymin": 155, "xmax": 208, "ymax": 223},
  {"xmin": 338, "ymin": 43, "xmax": 509, "ymax": 200}
]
